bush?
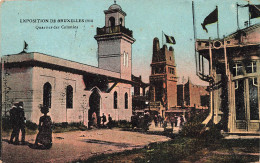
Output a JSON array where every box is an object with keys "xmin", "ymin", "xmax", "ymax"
[
  {"xmin": 25, "ymin": 121, "xmax": 38, "ymax": 130},
  {"xmin": 52, "ymin": 122, "xmax": 88, "ymax": 133},
  {"xmin": 2, "ymin": 116, "xmax": 12, "ymax": 131},
  {"xmin": 109, "ymin": 120, "xmax": 131, "ymax": 128},
  {"xmin": 180, "ymin": 122, "xmax": 205, "ymax": 138}
]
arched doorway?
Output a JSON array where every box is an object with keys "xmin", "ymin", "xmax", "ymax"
[{"xmin": 88, "ymin": 88, "xmax": 101, "ymax": 128}]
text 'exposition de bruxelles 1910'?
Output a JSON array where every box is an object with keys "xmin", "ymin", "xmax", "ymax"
[{"xmin": 20, "ymin": 19, "xmax": 93, "ymax": 23}]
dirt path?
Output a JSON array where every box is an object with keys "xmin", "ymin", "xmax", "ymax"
[{"xmin": 2, "ymin": 128, "xmax": 170, "ymax": 163}]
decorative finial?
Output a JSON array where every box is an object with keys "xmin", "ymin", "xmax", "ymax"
[
  {"xmin": 20, "ymin": 41, "xmax": 28, "ymax": 53},
  {"xmin": 114, "ymin": 0, "xmax": 116, "ymax": 4}
]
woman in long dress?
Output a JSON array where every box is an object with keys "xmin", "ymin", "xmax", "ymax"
[{"xmin": 34, "ymin": 105, "xmax": 52, "ymax": 149}]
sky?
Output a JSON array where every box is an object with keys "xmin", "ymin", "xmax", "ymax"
[{"xmin": 1, "ymin": 0, "xmax": 260, "ymax": 85}]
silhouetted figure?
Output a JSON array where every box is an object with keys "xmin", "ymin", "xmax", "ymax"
[
  {"xmin": 9, "ymin": 103, "xmax": 20, "ymax": 144},
  {"xmin": 143, "ymin": 112, "xmax": 150, "ymax": 131},
  {"xmin": 101, "ymin": 113, "xmax": 107, "ymax": 127},
  {"xmin": 170, "ymin": 114, "xmax": 176, "ymax": 129},
  {"xmin": 17, "ymin": 101, "xmax": 26, "ymax": 144},
  {"xmin": 107, "ymin": 114, "xmax": 112, "ymax": 129},
  {"xmin": 34, "ymin": 105, "xmax": 52, "ymax": 149},
  {"xmin": 180, "ymin": 115, "xmax": 185, "ymax": 127},
  {"xmin": 131, "ymin": 112, "xmax": 138, "ymax": 129},
  {"xmin": 154, "ymin": 115, "xmax": 158, "ymax": 127},
  {"xmin": 92, "ymin": 112, "xmax": 97, "ymax": 127},
  {"xmin": 174, "ymin": 115, "xmax": 178, "ymax": 127},
  {"xmin": 158, "ymin": 114, "xmax": 163, "ymax": 127},
  {"xmin": 163, "ymin": 116, "xmax": 168, "ymax": 130}
]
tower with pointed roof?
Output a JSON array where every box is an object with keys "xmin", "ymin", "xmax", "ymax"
[
  {"xmin": 149, "ymin": 38, "xmax": 178, "ymax": 114},
  {"xmin": 94, "ymin": 2, "xmax": 135, "ymax": 80}
]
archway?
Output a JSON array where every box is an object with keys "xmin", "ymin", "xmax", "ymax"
[
  {"xmin": 109, "ymin": 17, "xmax": 115, "ymax": 27},
  {"xmin": 88, "ymin": 88, "xmax": 101, "ymax": 128}
]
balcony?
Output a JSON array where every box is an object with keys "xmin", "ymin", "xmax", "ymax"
[{"xmin": 96, "ymin": 25, "xmax": 133, "ymax": 38}]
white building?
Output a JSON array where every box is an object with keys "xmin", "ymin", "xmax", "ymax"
[{"xmin": 2, "ymin": 3, "xmax": 136, "ymax": 127}]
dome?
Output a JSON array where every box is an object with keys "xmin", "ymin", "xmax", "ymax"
[{"xmin": 108, "ymin": 4, "xmax": 122, "ymax": 10}]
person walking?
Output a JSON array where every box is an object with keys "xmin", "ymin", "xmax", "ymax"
[
  {"xmin": 34, "ymin": 105, "xmax": 52, "ymax": 149},
  {"xmin": 107, "ymin": 114, "xmax": 113, "ymax": 129},
  {"xmin": 170, "ymin": 115, "xmax": 176, "ymax": 129},
  {"xmin": 154, "ymin": 115, "xmax": 158, "ymax": 127},
  {"xmin": 163, "ymin": 116, "xmax": 168, "ymax": 131},
  {"xmin": 9, "ymin": 103, "xmax": 19, "ymax": 144},
  {"xmin": 17, "ymin": 101, "xmax": 26, "ymax": 144},
  {"xmin": 101, "ymin": 113, "xmax": 107, "ymax": 127},
  {"xmin": 92, "ymin": 112, "xmax": 97, "ymax": 128},
  {"xmin": 158, "ymin": 114, "xmax": 163, "ymax": 127},
  {"xmin": 131, "ymin": 112, "xmax": 138, "ymax": 130}
]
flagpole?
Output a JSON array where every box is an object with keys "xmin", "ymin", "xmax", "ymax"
[
  {"xmin": 192, "ymin": 1, "xmax": 198, "ymax": 75},
  {"xmin": 248, "ymin": 2, "xmax": 251, "ymax": 26},
  {"xmin": 237, "ymin": 3, "xmax": 239, "ymax": 29},
  {"xmin": 216, "ymin": 6, "xmax": 219, "ymax": 38},
  {"xmin": 162, "ymin": 31, "xmax": 164, "ymax": 47}
]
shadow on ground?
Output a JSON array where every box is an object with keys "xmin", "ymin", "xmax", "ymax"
[{"xmin": 83, "ymin": 139, "xmax": 143, "ymax": 148}]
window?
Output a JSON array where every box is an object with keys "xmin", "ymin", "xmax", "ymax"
[
  {"xmin": 235, "ymin": 79, "xmax": 245, "ymax": 120},
  {"xmin": 249, "ymin": 78, "xmax": 259, "ymax": 120},
  {"xmin": 126, "ymin": 53, "xmax": 128, "ymax": 67},
  {"xmin": 114, "ymin": 91, "xmax": 117, "ymax": 109},
  {"xmin": 109, "ymin": 17, "xmax": 115, "ymax": 27},
  {"xmin": 120, "ymin": 18, "xmax": 123, "ymax": 26},
  {"xmin": 123, "ymin": 52, "xmax": 126, "ymax": 66},
  {"xmin": 66, "ymin": 85, "xmax": 73, "ymax": 109},
  {"xmin": 43, "ymin": 82, "xmax": 52, "ymax": 108},
  {"xmin": 123, "ymin": 52, "xmax": 128, "ymax": 67},
  {"xmin": 232, "ymin": 63, "xmax": 243, "ymax": 77},
  {"xmin": 125, "ymin": 93, "xmax": 128, "ymax": 109},
  {"xmin": 246, "ymin": 62, "xmax": 257, "ymax": 74},
  {"xmin": 168, "ymin": 67, "xmax": 175, "ymax": 75}
]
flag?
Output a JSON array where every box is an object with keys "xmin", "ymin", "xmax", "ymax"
[
  {"xmin": 201, "ymin": 7, "xmax": 218, "ymax": 33},
  {"xmin": 249, "ymin": 5, "xmax": 260, "ymax": 19},
  {"xmin": 164, "ymin": 34, "xmax": 176, "ymax": 44},
  {"xmin": 238, "ymin": 4, "xmax": 260, "ymax": 19}
]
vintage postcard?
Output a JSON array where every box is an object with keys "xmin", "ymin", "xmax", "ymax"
[{"xmin": 0, "ymin": 0, "xmax": 259, "ymax": 162}]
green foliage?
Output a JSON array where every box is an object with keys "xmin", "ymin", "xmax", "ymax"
[
  {"xmin": 52, "ymin": 122, "xmax": 87, "ymax": 133},
  {"xmin": 25, "ymin": 120, "xmax": 38, "ymax": 130},
  {"xmin": 2, "ymin": 116, "xmax": 12, "ymax": 131},
  {"xmin": 109, "ymin": 120, "xmax": 131, "ymax": 128},
  {"xmin": 180, "ymin": 111, "xmax": 208, "ymax": 138}
]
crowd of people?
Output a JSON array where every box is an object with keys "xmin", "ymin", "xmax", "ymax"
[
  {"xmin": 131, "ymin": 112, "xmax": 186, "ymax": 131},
  {"xmin": 90, "ymin": 112, "xmax": 113, "ymax": 129},
  {"xmin": 131, "ymin": 112, "xmax": 152, "ymax": 131}
]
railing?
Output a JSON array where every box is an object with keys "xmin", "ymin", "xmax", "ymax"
[{"xmin": 97, "ymin": 25, "xmax": 133, "ymax": 37}]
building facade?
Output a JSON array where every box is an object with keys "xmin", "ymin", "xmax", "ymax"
[
  {"xmin": 177, "ymin": 78, "xmax": 209, "ymax": 109},
  {"xmin": 2, "ymin": 3, "xmax": 135, "ymax": 127},
  {"xmin": 196, "ymin": 23, "xmax": 260, "ymax": 134},
  {"xmin": 149, "ymin": 38, "xmax": 178, "ymax": 116}
]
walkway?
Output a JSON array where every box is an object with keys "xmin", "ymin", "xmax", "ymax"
[{"xmin": 2, "ymin": 128, "xmax": 170, "ymax": 163}]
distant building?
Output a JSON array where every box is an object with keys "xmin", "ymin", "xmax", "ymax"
[
  {"xmin": 131, "ymin": 75, "xmax": 149, "ymax": 113},
  {"xmin": 177, "ymin": 78, "xmax": 209, "ymax": 109},
  {"xmin": 148, "ymin": 37, "xmax": 209, "ymax": 117},
  {"xmin": 2, "ymin": 3, "xmax": 138, "ymax": 127},
  {"xmin": 196, "ymin": 23, "xmax": 260, "ymax": 134},
  {"xmin": 149, "ymin": 38, "xmax": 178, "ymax": 117}
]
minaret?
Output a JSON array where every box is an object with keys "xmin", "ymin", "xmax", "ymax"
[
  {"xmin": 149, "ymin": 38, "xmax": 178, "ymax": 110},
  {"xmin": 94, "ymin": 2, "xmax": 135, "ymax": 80}
]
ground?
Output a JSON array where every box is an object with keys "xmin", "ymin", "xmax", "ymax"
[
  {"xmin": 2, "ymin": 128, "xmax": 170, "ymax": 163},
  {"xmin": 2, "ymin": 124, "xmax": 260, "ymax": 163}
]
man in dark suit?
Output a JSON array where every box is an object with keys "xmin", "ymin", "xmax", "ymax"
[
  {"xmin": 18, "ymin": 101, "xmax": 26, "ymax": 144},
  {"xmin": 9, "ymin": 102, "xmax": 19, "ymax": 144}
]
